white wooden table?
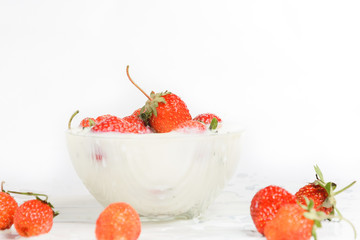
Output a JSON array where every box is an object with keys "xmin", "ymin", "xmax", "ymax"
[{"xmin": 1, "ymin": 171, "xmax": 358, "ymax": 240}]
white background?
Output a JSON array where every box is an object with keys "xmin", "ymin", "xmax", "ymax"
[{"xmin": 1, "ymin": 0, "xmax": 359, "ymax": 196}]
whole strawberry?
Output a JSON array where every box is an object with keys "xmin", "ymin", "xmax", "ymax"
[
  {"xmin": 264, "ymin": 203, "xmax": 315, "ymax": 240},
  {"xmin": 123, "ymin": 109, "xmax": 152, "ymax": 134},
  {"xmin": 0, "ymin": 183, "xmax": 18, "ymax": 230},
  {"xmin": 126, "ymin": 66, "xmax": 192, "ymax": 133},
  {"xmin": 265, "ymin": 197, "xmax": 357, "ymax": 240},
  {"xmin": 80, "ymin": 114, "xmax": 113, "ymax": 128},
  {"xmin": 141, "ymin": 91, "xmax": 192, "ymax": 133},
  {"xmin": 95, "ymin": 114, "xmax": 113, "ymax": 124},
  {"xmin": 95, "ymin": 202, "xmax": 141, "ymax": 240},
  {"xmin": 193, "ymin": 113, "xmax": 222, "ymax": 125},
  {"xmin": 295, "ymin": 165, "xmax": 356, "ymax": 215},
  {"xmin": 14, "ymin": 199, "xmax": 56, "ymax": 237},
  {"xmin": 250, "ymin": 185, "xmax": 296, "ymax": 235},
  {"xmin": 296, "ymin": 183, "xmax": 332, "ymax": 215},
  {"xmin": 92, "ymin": 116, "xmax": 135, "ymax": 133},
  {"xmin": 174, "ymin": 120, "xmax": 206, "ymax": 133},
  {"xmin": 80, "ymin": 117, "xmax": 96, "ymax": 128}
]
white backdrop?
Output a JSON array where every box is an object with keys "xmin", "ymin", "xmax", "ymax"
[{"xmin": 1, "ymin": 0, "xmax": 359, "ymax": 196}]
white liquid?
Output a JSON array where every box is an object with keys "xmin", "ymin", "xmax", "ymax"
[{"xmin": 66, "ymin": 127, "xmax": 243, "ymax": 219}]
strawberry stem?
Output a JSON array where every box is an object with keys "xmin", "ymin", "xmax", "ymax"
[
  {"xmin": 68, "ymin": 110, "xmax": 80, "ymax": 130},
  {"xmin": 126, "ymin": 65, "xmax": 152, "ymax": 101},
  {"xmin": 7, "ymin": 190, "xmax": 49, "ymax": 202},
  {"xmin": 334, "ymin": 207, "xmax": 357, "ymax": 239},
  {"xmin": 1, "ymin": 181, "xmax": 4, "ymax": 192},
  {"xmin": 334, "ymin": 181, "xmax": 356, "ymax": 196}
]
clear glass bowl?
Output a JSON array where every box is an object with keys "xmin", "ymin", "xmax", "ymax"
[{"xmin": 66, "ymin": 129, "xmax": 243, "ymax": 220}]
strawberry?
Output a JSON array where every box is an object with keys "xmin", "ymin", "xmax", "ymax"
[
  {"xmin": 126, "ymin": 66, "xmax": 192, "ymax": 133},
  {"xmin": 264, "ymin": 203, "xmax": 315, "ymax": 240},
  {"xmin": 250, "ymin": 185, "xmax": 296, "ymax": 235},
  {"xmin": 0, "ymin": 182, "xmax": 18, "ymax": 230},
  {"xmin": 92, "ymin": 115, "xmax": 151, "ymax": 133},
  {"xmin": 144, "ymin": 92, "xmax": 192, "ymax": 133},
  {"xmin": 265, "ymin": 197, "xmax": 357, "ymax": 240},
  {"xmin": 95, "ymin": 114, "xmax": 113, "ymax": 124},
  {"xmin": 173, "ymin": 120, "xmax": 207, "ymax": 133},
  {"xmin": 13, "ymin": 199, "xmax": 56, "ymax": 237},
  {"xmin": 95, "ymin": 202, "xmax": 141, "ymax": 240},
  {"xmin": 295, "ymin": 165, "xmax": 356, "ymax": 215},
  {"xmin": 92, "ymin": 116, "xmax": 134, "ymax": 133},
  {"xmin": 123, "ymin": 109, "xmax": 152, "ymax": 134},
  {"xmin": 296, "ymin": 183, "xmax": 332, "ymax": 215},
  {"xmin": 193, "ymin": 113, "xmax": 222, "ymax": 125},
  {"xmin": 193, "ymin": 113, "xmax": 222, "ymax": 130},
  {"xmin": 80, "ymin": 117, "xmax": 96, "ymax": 128},
  {"xmin": 81, "ymin": 114, "xmax": 112, "ymax": 128}
]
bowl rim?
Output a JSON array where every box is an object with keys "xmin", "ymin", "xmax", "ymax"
[{"xmin": 66, "ymin": 128, "xmax": 244, "ymax": 141}]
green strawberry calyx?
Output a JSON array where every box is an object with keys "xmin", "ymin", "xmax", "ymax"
[
  {"xmin": 313, "ymin": 165, "xmax": 356, "ymax": 210},
  {"xmin": 300, "ymin": 198, "xmax": 327, "ymax": 240},
  {"xmin": 140, "ymin": 91, "xmax": 170, "ymax": 120}
]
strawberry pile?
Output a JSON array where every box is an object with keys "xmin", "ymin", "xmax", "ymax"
[
  {"xmin": 68, "ymin": 66, "xmax": 222, "ymax": 134},
  {"xmin": 250, "ymin": 165, "xmax": 357, "ymax": 240},
  {"xmin": 0, "ymin": 181, "xmax": 58, "ymax": 237}
]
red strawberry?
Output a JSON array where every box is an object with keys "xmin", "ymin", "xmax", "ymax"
[
  {"xmin": 95, "ymin": 202, "xmax": 141, "ymax": 240},
  {"xmin": 123, "ymin": 109, "xmax": 152, "ymax": 134},
  {"xmin": 92, "ymin": 116, "xmax": 133, "ymax": 133},
  {"xmin": 92, "ymin": 114, "xmax": 152, "ymax": 134},
  {"xmin": 173, "ymin": 120, "xmax": 206, "ymax": 133},
  {"xmin": 264, "ymin": 203, "xmax": 315, "ymax": 240},
  {"xmin": 295, "ymin": 165, "xmax": 356, "ymax": 215},
  {"xmin": 95, "ymin": 114, "xmax": 113, "ymax": 124},
  {"xmin": 80, "ymin": 117, "xmax": 96, "ymax": 128},
  {"xmin": 193, "ymin": 113, "xmax": 222, "ymax": 125},
  {"xmin": 264, "ymin": 197, "xmax": 357, "ymax": 240},
  {"xmin": 145, "ymin": 92, "xmax": 192, "ymax": 133},
  {"xmin": 250, "ymin": 185, "xmax": 296, "ymax": 235},
  {"xmin": 126, "ymin": 66, "xmax": 192, "ymax": 133},
  {"xmin": 14, "ymin": 199, "xmax": 56, "ymax": 237},
  {"xmin": 0, "ymin": 183, "xmax": 18, "ymax": 230},
  {"xmin": 296, "ymin": 183, "xmax": 332, "ymax": 215}
]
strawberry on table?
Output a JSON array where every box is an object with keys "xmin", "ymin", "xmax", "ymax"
[
  {"xmin": 295, "ymin": 165, "xmax": 356, "ymax": 215},
  {"xmin": 126, "ymin": 66, "xmax": 192, "ymax": 133},
  {"xmin": 263, "ymin": 197, "xmax": 357, "ymax": 240},
  {"xmin": 0, "ymin": 182, "xmax": 18, "ymax": 230},
  {"xmin": 95, "ymin": 202, "xmax": 141, "ymax": 240},
  {"xmin": 264, "ymin": 202, "xmax": 316, "ymax": 240},
  {"xmin": 250, "ymin": 185, "xmax": 296, "ymax": 235},
  {"xmin": 13, "ymin": 199, "xmax": 57, "ymax": 237}
]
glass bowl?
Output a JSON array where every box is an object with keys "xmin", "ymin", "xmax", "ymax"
[{"xmin": 66, "ymin": 128, "xmax": 243, "ymax": 220}]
